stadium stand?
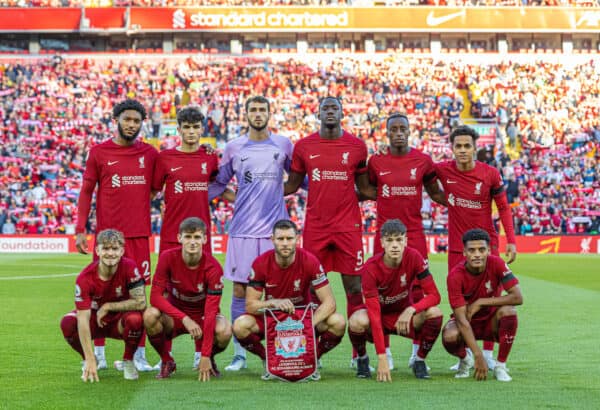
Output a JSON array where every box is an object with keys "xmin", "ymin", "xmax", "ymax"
[{"xmin": 0, "ymin": 55, "xmax": 598, "ymax": 236}]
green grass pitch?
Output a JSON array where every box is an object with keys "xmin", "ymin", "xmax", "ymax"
[{"xmin": 1, "ymin": 253, "xmax": 599, "ymax": 410}]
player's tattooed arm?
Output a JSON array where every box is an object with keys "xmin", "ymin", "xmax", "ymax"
[
  {"xmin": 425, "ymin": 179, "xmax": 446, "ymax": 206},
  {"xmin": 284, "ymin": 171, "xmax": 305, "ymax": 196},
  {"xmin": 99, "ymin": 284, "xmax": 147, "ymax": 315}
]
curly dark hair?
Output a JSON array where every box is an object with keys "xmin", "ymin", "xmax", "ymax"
[
  {"xmin": 112, "ymin": 99, "xmax": 147, "ymax": 120},
  {"xmin": 176, "ymin": 106, "xmax": 204, "ymax": 126},
  {"xmin": 449, "ymin": 125, "xmax": 479, "ymax": 144}
]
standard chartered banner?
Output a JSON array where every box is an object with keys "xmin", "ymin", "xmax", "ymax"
[{"xmin": 1, "ymin": 7, "xmax": 600, "ymax": 32}]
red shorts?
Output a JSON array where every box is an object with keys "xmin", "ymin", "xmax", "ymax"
[
  {"xmin": 447, "ymin": 317, "xmax": 496, "ymax": 342},
  {"xmin": 303, "ymin": 230, "xmax": 363, "ymax": 276},
  {"xmin": 93, "ymin": 236, "xmax": 151, "ymax": 284},
  {"xmin": 67, "ymin": 309, "xmax": 142, "ymax": 340},
  {"xmin": 169, "ymin": 312, "xmax": 205, "ymax": 339},
  {"xmin": 374, "ymin": 231, "xmax": 428, "ymax": 260},
  {"xmin": 367, "ymin": 311, "xmax": 417, "ymax": 341}
]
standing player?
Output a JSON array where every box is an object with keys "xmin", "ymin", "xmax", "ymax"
[
  {"xmin": 442, "ymin": 229, "xmax": 522, "ymax": 382},
  {"xmin": 60, "ymin": 229, "xmax": 146, "ymax": 382},
  {"xmin": 75, "ymin": 99, "xmax": 158, "ymax": 371},
  {"xmin": 436, "ymin": 125, "xmax": 517, "ymax": 370},
  {"xmin": 348, "ymin": 219, "xmax": 443, "ymax": 381},
  {"xmin": 368, "ymin": 113, "xmax": 446, "ymax": 369},
  {"xmin": 232, "ymin": 220, "xmax": 346, "ymax": 380},
  {"xmin": 284, "ymin": 97, "xmax": 374, "ymax": 361},
  {"xmin": 152, "ymin": 106, "xmax": 221, "ymax": 369},
  {"xmin": 211, "ymin": 96, "xmax": 294, "ymax": 371},
  {"xmin": 144, "ymin": 217, "xmax": 231, "ymax": 381}
]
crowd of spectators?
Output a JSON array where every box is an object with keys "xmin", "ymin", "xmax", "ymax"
[
  {"xmin": 2, "ymin": 0, "xmax": 599, "ymax": 7},
  {"xmin": 0, "ymin": 55, "xmax": 598, "ymax": 237}
]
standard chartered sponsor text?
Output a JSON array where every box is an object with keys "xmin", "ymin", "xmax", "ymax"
[
  {"xmin": 455, "ymin": 197, "xmax": 483, "ymax": 209},
  {"xmin": 121, "ymin": 175, "xmax": 146, "ymax": 185},
  {"xmin": 390, "ymin": 186, "xmax": 417, "ymax": 196},
  {"xmin": 183, "ymin": 181, "xmax": 209, "ymax": 191},
  {"xmin": 189, "ymin": 11, "xmax": 348, "ymax": 28},
  {"xmin": 321, "ymin": 170, "xmax": 348, "ymax": 181}
]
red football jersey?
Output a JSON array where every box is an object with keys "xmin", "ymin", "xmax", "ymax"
[
  {"xmin": 152, "ymin": 147, "xmax": 218, "ymax": 247},
  {"xmin": 435, "ymin": 160, "xmax": 505, "ymax": 253},
  {"xmin": 249, "ymin": 248, "xmax": 329, "ymax": 306},
  {"xmin": 290, "ymin": 131, "xmax": 367, "ymax": 232},
  {"xmin": 82, "ymin": 139, "xmax": 158, "ymax": 237},
  {"xmin": 361, "ymin": 247, "xmax": 437, "ymax": 315},
  {"xmin": 74, "ymin": 257, "xmax": 144, "ymax": 311},
  {"xmin": 447, "ymin": 254, "xmax": 519, "ymax": 322},
  {"xmin": 368, "ymin": 149, "xmax": 436, "ymax": 234},
  {"xmin": 150, "ymin": 247, "xmax": 224, "ymax": 320}
]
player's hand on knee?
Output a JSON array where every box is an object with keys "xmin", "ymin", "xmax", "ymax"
[
  {"xmin": 377, "ymin": 354, "xmax": 392, "ymax": 382},
  {"xmin": 182, "ymin": 316, "xmax": 202, "ymax": 339},
  {"xmin": 198, "ymin": 357, "xmax": 212, "ymax": 382},
  {"xmin": 466, "ymin": 302, "xmax": 481, "ymax": 322},
  {"xmin": 76, "ymin": 233, "xmax": 89, "ymax": 254},
  {"xmin": 96, "ymin": 307, "xmax": 108, "ymax": 328},
  {"xmin": 473, "ymin": 355, "xmax": 488, "ymax": 381}
]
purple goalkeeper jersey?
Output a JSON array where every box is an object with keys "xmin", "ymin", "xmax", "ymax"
[{"xmin": 211, "ymin": 133, "xmax": 293, "ymax": 238}]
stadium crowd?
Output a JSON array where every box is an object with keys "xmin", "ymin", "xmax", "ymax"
[
  {"xmin": 0, "ymin": 55, "xmax": 598, "ymax": 236},
  {"xmin": 2, "ymin": 0, "xmax": 599, "ymax": 7}
]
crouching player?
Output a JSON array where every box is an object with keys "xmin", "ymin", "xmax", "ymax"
[
  {"xmin": 348, "ymin": 219, "xmax": 443, "ymax": 382},
  {"xmin": 144, "ymin": 217, "xmax": 232, "ymax": 382},
  {"xmin": 232, "ymin": 219, "xmax": 346, "ymax": 380},
  {"xmin": 442, "ymin": 229, "xmax": 522, "ymax": 382},
  {"xmin": 60, "ymin": 229, "xmax": 146, "ymax": 382}
]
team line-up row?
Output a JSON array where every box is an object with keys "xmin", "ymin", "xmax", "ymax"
[
  {"xmin": 61, "ymin": 219, "xmax": 521, "ymax": 383},
  {"xmin": 67, "ymin": 96, "xmax": 520, "ymax": 383}
]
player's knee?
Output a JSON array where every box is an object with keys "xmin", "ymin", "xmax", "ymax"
[
  {"xmin": 60, "ymin": 313, "xmax": 78, "ymax": 338},
  {"xmin": 143, "ymin": 307, "xmax": 161, "ymax": 328},
  {"xmin": 442, "ymin": 320, "xmax": 459, "ymax": 340},
  {"xmin": 348, "ymin": 309, "xmax": 369, "ymax": 332},
  {"xmin": 233, "ymin": 315, "xmax": 254, "ymax": 338},
  {"xmin": 328, "ymin": 313, "xmax": 346, "ymax": 335},
  {"xmin": 216, "ymin": 317, "xmax": 233, "ymax": 343},
  {"xmin": 497, "ymin": 305, "xmax": 517, "ymax": 318},
  {"xmin": 425, "ymin": 306, "xmax": 443, "ymax": 319},
  {"xmin": 124, "ymin": 312, "xmax": 143, "ymax": 330}
]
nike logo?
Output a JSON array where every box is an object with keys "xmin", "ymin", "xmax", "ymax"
[
  {"xmin": 241, "ymin": 157, "xmax": 249, "ymax": 162},
  {"xmin": 446, "ymin": 179, "xmax": 457, "ymax": 184},
  {"xmin": 108, "ymin": 161, "xmax": 119, "ymax": 166},
  {"xmin": 354, "ymin": 266, "xmax": 363, "ymax": 272},
  {"xmin": 379, "ymin": 171, "xmax": 392, "ymax": 176},
  {"xmin": 170, "ymin": 167, "xmax": 182, "ymax": 172},
  {"xmin": 309, "ymin": 154, "xmax": 320, "ymax": 159},
  {"xmin": 426, "ymin": 10, "xmax": 466, "ymax": 27},
  {"xmin": 265, "ymin": 283, "xmax": 277, "ymax": 288}
]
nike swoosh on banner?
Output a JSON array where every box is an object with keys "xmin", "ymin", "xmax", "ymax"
[{"xmin": 426, "ymin": 10, "xmax": 466, "ymax": 27}]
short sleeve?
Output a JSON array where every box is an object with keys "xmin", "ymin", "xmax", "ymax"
[
  {"xmin": 290, "ymin": 142, "xmax": 306, "ymax": 174},
  {"xmin": 74, "ymin": 276, "xmax": 91, "ymax": 310},
  {"xmin": 447, "ymin": 271, "xmax": 466, "ymax": 310}
]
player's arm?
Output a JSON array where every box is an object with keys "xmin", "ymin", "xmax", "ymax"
[
  {"xmin": 245, "ymin": 286, "xmax": 295, "ymax": 314},
  {"xmin": 397, "ymin": 270, "xmax": 441, "ymax": 335},
  {"xmin": 492, "ymin": 183, "xmax": 517, "ymax": 263},
  {"xmin": 313, "ymin": 283, "xmax": 336, "ymax": 325},
  {"xmin": 467, "ymin": 284, "xmax": 522, "ymax": 321},
  {"xmin": 424, "ymin": 178, "xmax": 446, "ymax": 206},
  {"xmin": 453, "ymin": 305, "xmax": 487, "ymax": 380},
  {"xmin": 284, "ymin": 170, "xmax": 305, "ymax": 196},
  {"xmin": 76, "ymin": 308, "xmax": 99, "ymax": 382},
  {"xmin": 75, "ymin": 178, "xmax": 96, "ymax": 254},
  {"xmin": 96, "ymin": 282, "xmax": 146, "ymax": 327},
  {"xmin": 361, "ymin": 268, "xmax": 390, "ymax": 380},
  {"xmin": 356, "ymin": 172, "xmax": 377, "ymax": 200},
  {"xmin": 199, "ymin": 269, "xmax": 224, "ymax": 382}
]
